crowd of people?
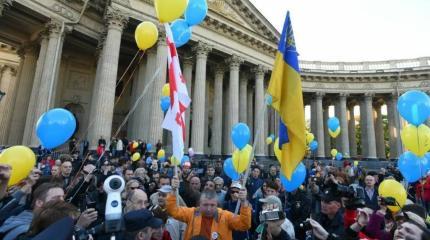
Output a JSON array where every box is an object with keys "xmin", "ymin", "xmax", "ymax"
[{"xmin": 1, "ymin": 137, "xmax": 430, "ymax": 240}]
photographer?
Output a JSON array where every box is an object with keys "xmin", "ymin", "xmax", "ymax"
[
  {"xmin": 255, "ymin": 195, "xmax": 294, "ymax": 240},
  {"xmin": 308, "ymin": 188, "xmax": 345, "ymax": 240}
]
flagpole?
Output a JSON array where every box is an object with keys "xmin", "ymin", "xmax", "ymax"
[{"xmin": 234, "ymin": 98, "xmax": 268, "ymax": 215}]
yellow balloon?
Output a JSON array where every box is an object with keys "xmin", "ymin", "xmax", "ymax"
[
  {"xmin": 266, "ymin": 137, "xmax": 273, "ymax": 145},
  {"xmin": 328, "ymin": 128, "xmax": 341, "ymax": 138},
  {"xmin": 0, "ymin": 146, "xmax": 36, "ymax": 187},
  {"xmin": 162, "ymin": 83, "xmax": 170, "ymax": 97},
  {"xmin": 171, "ymin": 156, "xmax": 180, "ymax": 166},
  {"xmin": 154, "ymin": 0, "xmax": 188, "ymax": 23},
  {"xmin": 330, "ymin": 149, "xmax": 338, "ymax": 157},
  {"xmin": 378, "ymin": 179, "xmax": 407, "ymax": 212},
  {"xmin": 306, "ymin": 132, "xmax": 315, "ymax": 145},
  {"xmin": 354, "ymin": 160, "xmax": 359, "ymax": 167},
  {"xmin": 135, "ymin": 21, "xmax": 159, "ymax": 50},
  {"xmin": 132, "ymin": 141, "xmax": 139, "ymax": 149},
  {"xmin": 232, "ymin": 144, "xmax": 252, "ymax": 173},
  {"xmin": 401, "ymin": 124, "xmax": 430, "ymax": 157},
  {"xmin": 131, "ymin": 152, "xmax": 141, "ymax": 161},
  {"xmin": 157, "ymin": 149, "xmax": 165, "ymax": 159}
]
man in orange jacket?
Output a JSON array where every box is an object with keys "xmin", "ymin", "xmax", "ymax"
[{"xmin": 166, "ymin": 176, "xmax": 251, "ymax": 240}]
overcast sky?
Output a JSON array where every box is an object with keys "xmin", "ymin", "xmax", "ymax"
[{"xmin": 250, "ymin": 0, "xmax": 430, "ymax": 62}]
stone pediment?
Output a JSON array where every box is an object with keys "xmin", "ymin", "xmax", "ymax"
[{"xmin": 207, "ymin": 0, "xmax": 279, "ymax": 42}]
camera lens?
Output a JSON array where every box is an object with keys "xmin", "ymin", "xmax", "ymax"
[{"xmin": 109, "ymin": 178, "xmax": 122, "ymax": 190}]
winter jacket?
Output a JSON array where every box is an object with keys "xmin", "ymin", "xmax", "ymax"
[{"xmin": 0, "ymin": 210, "xmax": 33, "ymax": 240}]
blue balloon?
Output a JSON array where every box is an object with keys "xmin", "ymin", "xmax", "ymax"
[
  {"xmin": 280, "ymin": 162, "xmax": 306, "ymax": 192},
  {"xmin": 397, "ymin": 90, "xmax": 430, "ymax": 126},
  {"xmin": 223, "ymin": 158, "xmax": 240, "ymax": 181},
  {"xmin": 309, "ymin": 140, "xmax": 318, "ymax": 151},
  {"xmin": 160, "ymin": 96, "xmax": 170, "ymax": 112},
  {"xmin": 36, "ymin": 108, "xmax": 76, "ymax": 149},
  {"xmin": 269, "ymin": 134, "xmax": 275, "ymax": 141},
  {"xmin": 335, "ymin": 152, "xmax": 343, "ymax": 161},
  {"xmin": 327, "ymin": 117, "xmax": 340, "ymax": 131},
  {"xmin": 181, "ymin": 155, "xmax": 190, "ymax": 164},
  {"xmin": 159, "ymin": 157, "xmax": 166, "ymax": 163},
  {"xmin": 423, "ymin": 153, "xmax": 430, "ymax": 175},
  {"xmin": 170, "ymin": 19, "xmax": 192, "ymax": 48},
  {"xmin": 231, "ymin": 123, "xmax": 251, "ymax": 150},
  {"xmin": 146, "ymin": 157, "xmax": 152, "ymax": 165},
  {"xmin": 184, "ymin": 0, "xmax": 208, "ymax": 26},
  {"xmin": 265, "ymin": 95, "xmax": 273, "ymax": 105},
  {"xmin": 146, "ymin": 143, "xmax": 152, "ymax": 151},
  {"xmin": 399, "ymin": 151, "xmax": 423, "ymax": 183}
]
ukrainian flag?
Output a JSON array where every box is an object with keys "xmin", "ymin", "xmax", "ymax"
[{"xmin": 268, "ymin": 11, "xmax": 306, "ymax": 180}]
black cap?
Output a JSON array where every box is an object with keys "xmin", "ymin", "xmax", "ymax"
[
  {"xmin": 320, "ymin": 188, "xmax": 342, "ymax": 203},
  {"xmin": 31, "ymin": 217, "xmax": 74, "ymax": 240},
  {"xmin": 124, "ymin": 209, "xmax": 164, "ymax": 232}
]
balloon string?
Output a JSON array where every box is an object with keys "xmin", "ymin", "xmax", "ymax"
[
  {"xmin": 114, "ymin": 51, "xmax": 145, "ymax": 105},
  {"xmin": 66, "ymin": 65, "xmax": 162, "ymax": 198},
  {"xmin": 234, "ymin": 98, "xmax": 268, "ymax": 215},
  {"xmin": 116, "ymin": 50, "xmax": 141, "ymax": 88}
]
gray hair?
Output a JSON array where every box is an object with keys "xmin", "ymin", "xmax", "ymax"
[{"xmin": 200, "ymin": 190, "xmax": 218, "ymax": 201}]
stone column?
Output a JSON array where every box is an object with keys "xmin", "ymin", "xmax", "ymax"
[
  {"xmin": 182, "ymin": 57, "xmax": 193, "ymax": 149},
  {"xmin": 87, "ymin": 8, "xmax": 128, "ymax": 148},
  {"xmin": 239, "ymin": 72, "xmax": 248, "ymax": 123},
  {"xmin": 348, "ymin": 104, "xmax": 358, "ymax": 158},
  {"xmin": 30, "ymin": 21, "xmax": 65, "ymax": 146},
  {"xmin": 339, "ymin": 93, "xmax": 350, "ymax": 157},
  {"xmin": 315, "ymin": 92, "xmax": 325, "ymax": 158},
  {"xmin": 191, "ymin": 42, "xmax": 211, "ymax": 154},
  {"xmin": 147, "ymin": 34, "xmax": 168, "ymax": 146},
  {"xmin": 225, "ymin": 55, "xmax": 243, "ymax": 153},
  {"xmin": 212, "ymin": 64, "xmax": 224, "ymax": 155},
  {"xmin": 310, "ymin": 96, "xmax": 317, "ymax": 134},
  {"xmin": 374, "ymin": 102, "xmax": 386, "ymax": 159},
  {"xmin": 23, "ymin": 34, "xmax": 49, "ymax": 145},
  {"xmin": 130, "ymin": 56, "xmax": 148, "ymax": 140},
  {"xmin": 253, "ymin": 65, "xmax": 266, "ymax": 156},
  {"xmin": 0, "ymin": 65, "xmax": 18, "ymax": 144},
  {"xmin": 387, "ymin": 94, "xmax": 401, "ymax": 159},
  {"xmin": 364, "ymin": 93, "xmax": 377, "ymax": 159},
  {"xmin": 247, "ymin": 87, "xmax": 254, "ymax": 140},
  {"xmin": 138, "ymin": 48, "xmax": 157, "ymax": 142},
  {"xmin": 8, "ymin": 45, "xmax": 38, "ymax": 145},
  {"xmin": 359, "ymin": 99, "xmax": 367, "ymax": 157},
  {"xmin": 323, "ymin": 103, "xmax": 331, "ymax": 157}
]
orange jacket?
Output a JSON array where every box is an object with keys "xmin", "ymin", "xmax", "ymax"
[{"xmin": 166, "ymin": 194, "xmax": 251, "ymax": 240}]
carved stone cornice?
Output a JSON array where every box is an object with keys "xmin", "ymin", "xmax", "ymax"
[
  {"xmin": 192, "ymin": 41, "xmax": 212, "ymax": 59},
  {"xmin": 112, "ymin": 0, "xmax": 130, "ymax": 7},
  {"xmin": 226, "ymin": 54, "xmax": 243, "ymax": 70},
  {"xmin": 105, "ymin": 7, "xmax": 128, "ymax": 31},
  {"xmin": 0, "ymin": 0, "xmax": 12, "ymax": 16}
]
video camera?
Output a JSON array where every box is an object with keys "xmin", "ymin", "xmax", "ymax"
[
  {"xmin": 259, "ymin": 208, "xmax": 285, "ymax": 222},
  {"xmin": 336, "ymin": 184, "xmax": 366, "ymax": 209},
  {"xmin": 103, "ymin": 175, "xmax": 125, "ymax": 233}
]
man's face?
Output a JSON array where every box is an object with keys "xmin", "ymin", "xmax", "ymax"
[
  {"xmin": 270, "ymin": 166, "xmax": 277, "ymax": 176},
  {"xmin": 200, "ymin": 197, "xmax": 218, "ymax": 217},
  {"xmin": 129, "ymin": 189, "xmax": 148, "ymax": 209},
  {"xmin": 45, "ymin": 187, "xmax": 65, "ymax": 203},
  {"xmin": 204, "ymin": 181, "xmax": 215, "ymax": 191},
  {"xmin": 265, "ymin": 187, "xmax": 278, "ymax": 197},
  {"xmin": 190, "ymin": 177, "xmax": 201, "ymax": 192},
  {"xmin": 150, "ymin": 226, "xmax": 164, "ymax": 240},
  {"xmin": 61, "ymin": 162, "xmax": 72, "ymax": 176},
  {"xmin": 207, "ymin": 167, "xmax": 215, "ymax": 176},
  {"xmin": 158, "ymin": 192, "xmax": 167, "ymax": 207},
  {"xmin": 51, "ymin": 166, "xmax": 59, "ymax": 176},
  {"xmin": 153, "ymin": 174, "xmax": 160, "ymax": 184},
  {"xmin": 124, "ymin": 170, "xmax": 134, "ymax": 181},
  {"xmin": 214, "ymin": 181, "xmax": 223, "ymax": 192},
  {"xmin": 394, "ymin": 222, "xmax": 423, "ymax": 240},
  {"xmin": 321, "ymin": 200, "xmax": 341, "ymax": 216},
  {"xmin": 252, "ymin": 168, "xmax": 260, "ymax": 178},
  {"xmin": 159, "ymin": 177, "xmax": 170, "ymax": 188},
  {"xmin": 365, "ymin": 176, "xmax": 375, "ymax": 188}
]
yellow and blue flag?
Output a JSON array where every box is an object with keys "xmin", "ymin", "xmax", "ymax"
[{"xmin": 268, "ymin": 11, "xmax": 306, "ymax": 180}]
